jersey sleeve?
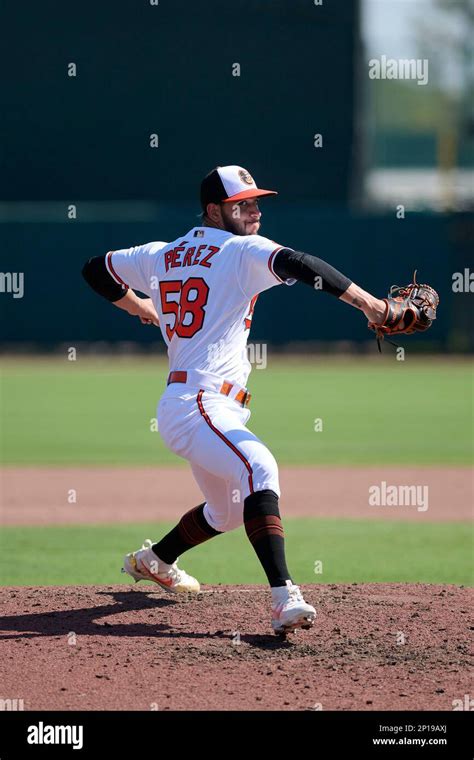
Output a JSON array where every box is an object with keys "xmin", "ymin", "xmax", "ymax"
[
  {"xmin": 234, "ymin": 235, "xmax": 297, "ymax": 299},
  {"xmin": 105, "ymin": 241, "xmax": 167, "ymax": 296}
]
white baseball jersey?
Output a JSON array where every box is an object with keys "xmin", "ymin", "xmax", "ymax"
[{"xmin": 106, "ymin": 227, "xmax": 295, "ymax": 388}]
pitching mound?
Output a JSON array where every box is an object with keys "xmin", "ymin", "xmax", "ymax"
[{"xmin": 0, "ymin": 583, "xmax": 471, "ymax": 711}]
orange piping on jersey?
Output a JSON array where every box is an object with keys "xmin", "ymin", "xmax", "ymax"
[
  {"xmin": 244, "ymin": 294, "xmax": 259, "ymax": 329},
  {"xmin": 267, "ymin": 246, "xmax": 285, "ymax": 284},
  {"xmin": 106, "ymin": 251, "xmax": 129, "ymax": 289},
  {"xmin": 196, "ymin": 390, "xmax": 254, "ymax": 494}
]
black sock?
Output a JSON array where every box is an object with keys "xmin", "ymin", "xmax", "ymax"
[
  {"xmin": 152, "ymin": 502, "xmax": 222, "ymax": 564},
  {"xmin": 243, "ymin": 489, "xmax": 292, "ymax": 587}
]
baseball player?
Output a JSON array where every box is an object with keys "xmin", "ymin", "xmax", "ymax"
[{"xmin": 82, "ymin": 165, "xmax": 438, "ymax": 634}]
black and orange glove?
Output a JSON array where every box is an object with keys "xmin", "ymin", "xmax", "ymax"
[{"xmin": 368, "ymin": 271, "xmax": 439, "ymax": 350}]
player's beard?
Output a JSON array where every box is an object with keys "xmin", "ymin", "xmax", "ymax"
[{"xmin": 220, "ymin": 208, "xmax": 260, "ymax": 236}]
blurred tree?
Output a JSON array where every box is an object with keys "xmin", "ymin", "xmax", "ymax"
[
  {"xmin": 413, "ymin": 0, "xmax": 474, "ymax": 134},
  {"xmin": 369, "ymin": 0, "xmax": 474, "ymax": 172}
]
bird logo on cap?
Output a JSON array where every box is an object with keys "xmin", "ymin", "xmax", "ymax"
[{"xmin": 238, "ymin": 169, "xmax": 254, "ymax": 185}]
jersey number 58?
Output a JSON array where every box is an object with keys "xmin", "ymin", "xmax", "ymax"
[{"xmin": 159, "ymin": 278, "xmax": 209, "ymax": 341}]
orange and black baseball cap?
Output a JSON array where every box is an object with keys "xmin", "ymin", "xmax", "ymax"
[{"xmin": 200, "ymin": 165, "xmax": 277, "ymax": 212}]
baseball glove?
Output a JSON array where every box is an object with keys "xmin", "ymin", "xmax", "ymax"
[{"xmin": 368, "ymin": 271, "xmax": 439, "ymax": 350}]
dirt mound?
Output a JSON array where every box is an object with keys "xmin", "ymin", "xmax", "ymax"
[{"xmin": 0, "ymin": 584, "xmax": 471, "ymax": 711}]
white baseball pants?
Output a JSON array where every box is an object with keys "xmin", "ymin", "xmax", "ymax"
[{"xmin": 157, "ymin": 384, "xmax": 280, "ymax": 532}]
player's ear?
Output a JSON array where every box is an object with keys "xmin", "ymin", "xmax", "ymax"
[{"xmin": 206, "ymin": 202, "xmax": 222, "ymax": 225}]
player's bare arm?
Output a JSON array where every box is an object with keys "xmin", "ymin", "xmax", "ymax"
[
  {"xmin": 113, "ymin": 291, "xmax": 160, "ymax": 326},
  {"xmin": 339, "ymin": 283, "xmax": 386, "ymax": 324}
]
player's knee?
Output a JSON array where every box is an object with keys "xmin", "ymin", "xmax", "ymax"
[
  {"xmin": 243, "ymin": 488, "xmax": 281, "ymax": 520},
  {"xmin": 249, "ymin": 453, "xmax": 280, "ymax": 498}
]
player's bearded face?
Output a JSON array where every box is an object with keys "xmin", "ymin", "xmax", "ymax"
[{"xmin": 220, "ymin": 199, "xmax": 261, "ymax": 236}]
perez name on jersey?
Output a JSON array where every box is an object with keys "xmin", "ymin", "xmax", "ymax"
[{"xmin": 164, "ymin": 243, "xmax": 220, "ymax": 272}]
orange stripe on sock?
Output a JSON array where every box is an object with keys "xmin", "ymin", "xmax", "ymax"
[
  {"xmin": 245, "ymin": 515, "xmax": 284, "ymax": 543},
  {"xmin": 178, "ymin": 504, "xmax": 217, "ymax": 546}
]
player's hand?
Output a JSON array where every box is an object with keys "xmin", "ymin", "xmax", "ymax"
[{"xmin": 135, "ymin": 298, "xmax": 160, "ymax": 327}]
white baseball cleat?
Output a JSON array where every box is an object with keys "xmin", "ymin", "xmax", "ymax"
[
  {"xmin": 122, "ymin": 539, "xmax": 200, "ymax": 594},
  {"xmin": 271, "ymin": 581, "xmax": 316, "ymax": 635}
]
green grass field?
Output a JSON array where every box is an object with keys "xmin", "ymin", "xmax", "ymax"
[
  {"xmin": 1, "ymin": 356, "xmax": 472, "ymax": 587},
  {"xmin": 1, "ymin": 356, "xmax": 473, "ymax": 465},
  {"xmin": 0, "ymin": 520, "xmax": 472, "ymax": 586}
]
